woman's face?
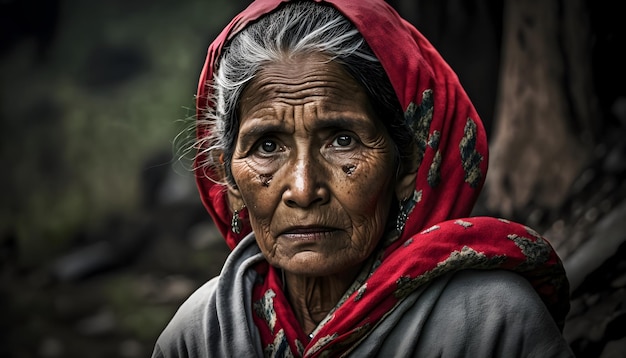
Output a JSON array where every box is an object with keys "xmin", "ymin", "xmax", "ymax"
[{"xmin": 230, "ymin": 53, "xmax": 398, "ymax": 277}]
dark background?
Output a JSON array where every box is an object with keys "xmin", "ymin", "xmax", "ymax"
[{"xmin": 1, "ymin": 0, "xmax": 625, "ymax": 357}]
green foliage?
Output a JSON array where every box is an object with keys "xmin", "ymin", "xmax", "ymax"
[{"xmin": 0, "ymin": 0, "xmax": 240, "ymax": 267}]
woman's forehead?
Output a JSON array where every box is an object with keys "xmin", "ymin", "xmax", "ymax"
[{"xmin": 238, "ymin": 55, "xmax": 373, "ymax": 123}]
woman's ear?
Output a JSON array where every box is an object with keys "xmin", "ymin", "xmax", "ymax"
[
  {"xmin": 395, "ymin": 151, "xmax": 419, "ymax": 201},
  {"xmin": 220, "ymin": 154, "xmax": 245, "ymax": 212},
  {"xmin": 395, "ymin": 169, "xmax": 417, "ymax": 201},
  {"xmin": 215, "ymin": 150, "xmax": 244, "ymax": 212},
  {"xmin": 227, "ymin": 182, "xmax": 244, "ymax": 213}
]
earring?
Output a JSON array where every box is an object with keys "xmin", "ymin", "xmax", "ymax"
[
  {"xmin": 231, "ymin": 205, "xmax": 245, "ymax": 234},
  {"xmin": 396, "ymin": 190, "xmax": 418, "ymax": 234},
  {"xmin": 396, "ymin": 200, "xmax": 409, "ymax": 234}
]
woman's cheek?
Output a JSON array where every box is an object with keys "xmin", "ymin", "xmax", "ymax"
[
  {"xmin": 231, "ymin": 158, "xmax": 279, "ymax": 221},
  {"xmin": 232, "ymin": 157, "xmax": 277, "ymax": 189}
]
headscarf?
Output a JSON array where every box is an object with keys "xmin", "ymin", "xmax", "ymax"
[{"xmin": 194, "ymin": 0, "xmax": 570, "ymax": 356}]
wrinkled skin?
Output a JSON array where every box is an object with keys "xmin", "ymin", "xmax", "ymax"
[{"xmin": 228, "ymin": 53, "xmax": 414, "ymax": 332}]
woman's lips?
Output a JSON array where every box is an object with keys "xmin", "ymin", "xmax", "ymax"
[{"xmin": 279, "ymin": 226, "xmax": 338, "ymax": 240}]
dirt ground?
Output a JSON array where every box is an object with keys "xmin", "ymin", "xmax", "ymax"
[{"xmin": 2, "ymin": 201, "xmax": 232, "ymax": 358}]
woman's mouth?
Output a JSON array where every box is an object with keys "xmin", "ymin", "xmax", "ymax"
[{"xmin": 279, "ymin": 226, "xmax": 338, "ymax": 241}]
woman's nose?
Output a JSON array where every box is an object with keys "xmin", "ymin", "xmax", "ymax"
[{"xmin": 282, "ymin": 157, "xmax": 330, "ymax": 208}]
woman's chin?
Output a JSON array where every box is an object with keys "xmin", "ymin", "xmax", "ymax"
[{"xmin": 277, "ymin": 253, "xmax": 361, "ymax": 278}]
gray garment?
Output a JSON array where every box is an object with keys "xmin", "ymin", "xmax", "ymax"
[
  {"xmin": 351, "ymin": 270, "xmax": 574, "ymax": 357},
  {"xmin": 152, "ymin": 233, "xmax": 574, "ymax": 358}
]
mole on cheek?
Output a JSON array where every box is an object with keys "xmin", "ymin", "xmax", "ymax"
[
  {"xmin": 342, "ymin": 164, "xmax": 356, "ymax": 176},
  {"xmin": 259, "ymin": 174, "xmax": 273, "ymax": 187}
]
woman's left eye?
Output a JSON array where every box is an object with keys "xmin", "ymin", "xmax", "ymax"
[
  {"xmin": 259, "ymin": 139, "xmax": 278, "ymax": 153},
  {"xmin": 331, "ymin": 134, "xmax": 353, "ymax": 147}
]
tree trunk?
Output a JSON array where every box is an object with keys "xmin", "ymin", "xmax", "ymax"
[{"xmin": 485, "ymin": 0, "xmax": 599, "ymax": 217}]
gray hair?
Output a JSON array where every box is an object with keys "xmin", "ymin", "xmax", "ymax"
[{"xmin": 194, "ymin": 1, "xmax": 413, "ymax": 185}]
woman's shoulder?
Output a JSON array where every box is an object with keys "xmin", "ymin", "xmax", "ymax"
[
  {"xmin": 430, "ymin": 269, "xmax": 558, "ymax": 330},
  {"xmin": 444, "ymin": 269, "xmax": 544, "ymax": 304},
  {"xmin": 424, "ymin": 269, "xmax": 574, "ymax": 357},
  {"xmin": 353, "ymin": 269, "xmax": 574, "ymax": 357}
]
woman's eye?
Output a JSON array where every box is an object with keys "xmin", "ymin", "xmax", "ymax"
[
  {"xmin": 332, "ymin": 134, "xmax": 353, "ymax": 147},
  {"xmin": 258, "ymin": 139, "xmax": 278, "ymax": 153}
]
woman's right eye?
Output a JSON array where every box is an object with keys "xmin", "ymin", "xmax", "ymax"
[{"xmin": 257, "ymin": 139, "xmax": 278, "ymax": 154}]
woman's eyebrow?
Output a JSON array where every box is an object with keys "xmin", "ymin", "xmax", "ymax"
[
  {"xmin": 237, "ymin": 115, "xmax": 372, "ymax": 144},
  {"xmin": 237, "ymin": 120, "xmax": 286, "ymax": 143}
]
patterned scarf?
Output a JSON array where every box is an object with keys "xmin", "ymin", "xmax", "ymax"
[{"xmin": 193, "ymin": 0, "xmax": 570, "ymax": 356}]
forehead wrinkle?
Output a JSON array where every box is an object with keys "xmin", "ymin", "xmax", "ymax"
[
  {"xmin": 253, "ymin": 79, "xmax": 350, "ymax": 103},
  {"xmin": 251, "ymin": 58, "xmax": 361, "ymax": 95},
  {"xmin": 239, "ymin": 54, "xmax": 374, "ymax": 134},
  {"xmin": 241, "ymin": 81, "xmax": 363, "ymax": 120}
]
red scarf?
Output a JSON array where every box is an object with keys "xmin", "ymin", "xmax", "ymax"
[{"xmin": 194, "ymin": 1, "xmax": 570, "ymax": 356}]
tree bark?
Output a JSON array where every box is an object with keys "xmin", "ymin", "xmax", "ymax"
[{"xmin": 485, "ymin": 0, "xmax": 599, "ymax": 217}]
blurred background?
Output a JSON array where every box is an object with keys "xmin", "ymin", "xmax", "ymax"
[{"xmin": 1, "ymin": 0, "xmax": 624, "ymax": 357}]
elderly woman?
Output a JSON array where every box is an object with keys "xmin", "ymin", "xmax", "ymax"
[{"xmin": 153, "ymin": 0, "xmax": 574, "ymax": 357}]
